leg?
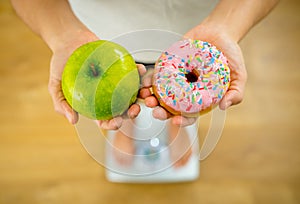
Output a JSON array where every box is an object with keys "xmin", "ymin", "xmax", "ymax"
[
  {"xmin": 112, "ymin": 120, "xmax": 135, "ymax": 166},
  {"xmin": 168, "ymin": 123, "xmax": 192, "ymax": 168}
]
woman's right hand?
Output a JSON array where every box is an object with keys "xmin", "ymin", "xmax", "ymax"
[
  {"xmin": 48, "ymin": 31, "xmax": 99, "ymax": 125},
  {"xmin": 48, "ymin": 31, "xmax": 147, "ymax": 129}
]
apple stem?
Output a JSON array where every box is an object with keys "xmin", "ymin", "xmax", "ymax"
[{"xmin": 90, "ymin": 63, "xmax": 99, "ymax": 77}]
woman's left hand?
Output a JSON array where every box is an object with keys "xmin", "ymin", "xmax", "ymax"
[{"xmin": 139, "ymin": 23, "xmax": 247, "ymax": 126}]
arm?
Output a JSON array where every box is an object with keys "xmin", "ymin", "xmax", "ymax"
[
  {"xmin": 187, "ymin": 0, "xmax": 279, "ymax": 43},
  {"xmin": 11, "ymin": 0, "xmax": 98, "ymax": 125},
  {"xmin": 10, "ymin": 0, "xmax": 96, "ymax": 52},
  {"xmin": 11, "ymin": 0, "xmax": 145, "ymax": 129},
  {"xmin": 142, "ymin": 0, "xmax": 279, "ymax": 126},
  {"xmin": 184, "ymin": 0, "xmax": 279, "ymax": 109}
]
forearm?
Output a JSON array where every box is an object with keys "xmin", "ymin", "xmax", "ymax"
[
  {"xmin": 199, "ymin": 0, "xmax": 279, "ymax": 42},
  {"xmin": 11, "ymin": 0, "xmax": 94, "ymax": 51}
]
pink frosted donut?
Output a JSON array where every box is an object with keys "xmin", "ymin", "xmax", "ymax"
[{"xmin": 152, "ymin": 39, "xmax": 230, "ymax": 116}]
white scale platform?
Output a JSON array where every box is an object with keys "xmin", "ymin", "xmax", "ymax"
[
  {"xmin": 105, "ymin": 102, "xmax": 200, "ymax": 183},
  {"xmin": 75, "ymin": 103, "xmax": 225, "ymax": 183},
  {"xmin": 105, "ymin": 153, "xmax": 200, "ymax": 183},
  {"xmin": 75, "ymin": 102, "xmax": 200, "ymax": 183}
]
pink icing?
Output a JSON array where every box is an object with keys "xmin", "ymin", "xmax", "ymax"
[{"xmin": 153, "ymin": 39, "xmax": 230, "ymax": 114}]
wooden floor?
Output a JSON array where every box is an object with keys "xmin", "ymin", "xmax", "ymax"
[{"xmin": 1, "ymin": 0, "xmax": 300, "ymax": 203}]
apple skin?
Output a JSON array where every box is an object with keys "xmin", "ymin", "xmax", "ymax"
[{"xmin": 62, "ymin": 40, "xmax": 139, "ymax": 120}]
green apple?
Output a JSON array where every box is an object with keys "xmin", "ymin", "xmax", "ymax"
[{"xmin": 62, "ymin": 40, "xmax": 139, "ymax": 120}]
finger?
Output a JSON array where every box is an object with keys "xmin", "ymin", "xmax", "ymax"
[
  {"xmin": 60, "ymin": 100, "xmax": 79, "ymax": 124},
  {"xmin": 219, "ymin": 88, "xmax": 244, "ymax": 110},
  {"xmin": 144, "ymin": 96, "xmax": 159, "ymax": 107},
  {"xmin": 141, "ymin": 68, "xmax": 154, "ymax": 88},
  {"xmin": 138, "ymin": 87, "xmax": 152, "ymax": 99},
  {"xmin": 152, "ymin": 107, "xmax": 172, "ymax": 120},
  {"xmin": 136, "ymin": 64, "xmax": 147, "ymax": 76},
  {"xmin": 96, "ymin": 117, "xmax": 123, "ymax": 130},
  {"xmin": 127, "ymin": 104, "xmax": 140, "ymax": 119},
  {"xmin": 219, "ymin": 44, "xmax": 247, "ymax": 110},
  {"xmin": 48, "ymin": 78, "xmax": 78, "ymax": 124},
  {"xmin": 172, "ymin": 116, "xmax": 197, "ymax": 127},
  {"xmin": 142, "ymin": 73, "xmax": 152, "ymax": 87},
  {"xmin": 219, "ymin": 73, "xmax": 246, "ymax": 110}
]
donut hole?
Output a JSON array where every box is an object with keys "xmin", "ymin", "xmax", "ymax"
[{"xmin": 185, "ymin": 69, "xmax": 200, "ymax": 83}]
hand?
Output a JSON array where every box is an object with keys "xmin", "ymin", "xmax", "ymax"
[
  {"xmin": 139, "ymin": 69, "xmax": 198, "ymax": 127},
  {"xmin": 48, "ymin": 31, "xmax": 147, "ymax": 129},
  {"xmin": 139, "ymin": 24, "xmax": 247, "ymax": 126},
  {"xmin": 184, "ymin": 23, "xmax": 247, "ymax": 110}
]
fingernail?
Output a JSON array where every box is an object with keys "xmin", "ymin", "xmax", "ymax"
[
  {"xmin": 144, "ymin": 98, "xmax": 151, "ymax": 107},
  {"xmin": 225, "ymin": 101, "xmax": 232, "ymax": 109},
  {"xmin": 153, "ymin": 108, "xmax": 167, "ymax": 120},
  {"xmin": 138, "ymin": 64, "xmax": 146, "ymax": 73},
  {"xmin": 172, "ymin": 117, "xmax": 182, "ymax": 126},
  {"xmin": 113, "ymin": 117, "xmax": 123, "ymax": 129},
  {"xmin": 137, "ymin": 63, "xmax": 145, "ymax": 68},
  {"xmin": 142, "ymin": 77, "xmax": 152, "ymax": 87},
  {"xmin": 66, "ymin": 112, "xmax": 74, "ymax": 124},
  {"xmin": 129, "ymin": 111, "xmax": 137, "ymax": 119},
  {"xmin": 94, "ymin": 120, "xmax": 101, "ymax": 127},
  {"xmin": 152, "ymin": 108, "xmax": 160, "ymax": 119}
]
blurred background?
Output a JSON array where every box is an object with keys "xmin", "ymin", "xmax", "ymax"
[{"xmin": 0, "ymin": 0, "xmax": 299, "ymax": 203}]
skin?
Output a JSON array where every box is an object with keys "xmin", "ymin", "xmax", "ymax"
[
  {"xmin": 141, "ymin": 0, "xmax": 279, "ymax": 126},
  {"xmin": 11, "ymin": 0, "xmax": 279, "ymax": 129},
  {"xmin": 10, "ymin": 0, "xmax": 146, "ymax": 129}
]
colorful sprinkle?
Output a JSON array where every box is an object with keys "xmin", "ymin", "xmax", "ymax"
[{"xmin": 153, "ymin": 39, "xmax": 230, "ymax": 114}]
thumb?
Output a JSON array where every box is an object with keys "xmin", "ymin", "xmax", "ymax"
[
  {"xmin": 219, "ymin": 88, "xmax": 244, "ymax": 110},
  {"xmin": 48, "ymin": 78, "xmax": 78, "ymax": 124}
]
